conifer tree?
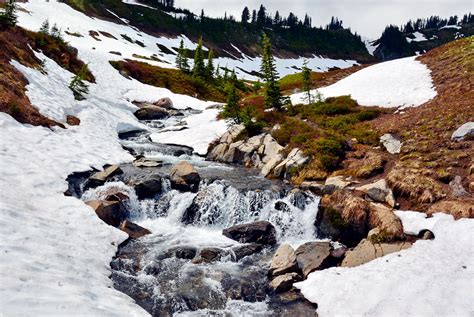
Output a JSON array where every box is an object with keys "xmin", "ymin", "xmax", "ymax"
[
  {"xmin": 39, "ymin": 19, "xmax": 50, "ymax": 35},
  {"xmin": 192, "ymin": 37, "xmax": 206, "ymax": 79},
  {"xmin": 241, "ymin": 6, "xmax": 250, "ymax": 23},
  {"xmin": 176, "ymin": 39, "xmax": 190, "ymax": 72},
  {"xmin": 260, "ymin": 34, "xmax": 283, "ymax": 110},
  {"xmin": 302, "ymin": 59, "xmax": 312, "ymax": 103},
  {"xmin": 206, "ymin": 49, "xmax": 215, "ymax": 79},
  {"xmin": 69, "ymin": 64, "xmax": 90, "ymax": 100},
  {"xmin": 0, "ymin": 0, "xmax": 17, "ymax": 28},
  {"xmin": 222, "ymin": 83, "xmax": 240, "ymax": 123}
]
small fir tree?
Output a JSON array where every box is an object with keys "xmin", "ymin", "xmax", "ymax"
[
  {"xmin": 222, "ymin": 83, "xmax": 241, "ymax": 123},
  {"xmin": 176, "ymin": 39, "xmax": 190, "ymax": 72},
  {"xmin": 241, "ymin": 6, "xmax": 250, "ymax": 23},
  {"xmin": 205, "ymin": 49, "xmax": 215, "ymax": 79},
  {"xmin": 0, "ymin": 0, "xmax": 17, "ymax": 28},
  {"xmin": 260, "ymin": 33, "xmax": 283, "ymax": 110},
  {"xmin": 302, "ymin": 59, "xmax": 312, "ymax": 103},
  {"xmin": 39, "ymin": 19, "xmax": 50, "ymax": 35},
  {"xmin": 192, "ymin": 37, "xmax": 206, "ymax": 79},
  {"xmin": 69, "ymin": 64, "xmax": 90, "ymax": 100}
]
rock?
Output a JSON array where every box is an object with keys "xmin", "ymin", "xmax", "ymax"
[
  {"xmin": 192, "ymin": 247, "xmax": 227, "ymax": 264},
  {"xmin": 134, "ymin": 175, "xmax": 163, "ymax": 199},
  {"xmin": 380, "ymin": 134, "xmax": 402, "ymax": 154},
  {"xmin": 325, "ymin": 176, "xmax": 351, "ymax": 190},
  {"xmin": 134, "ymin": 105, "xmax": 171, "ymax": 120},
  {"xmin": 368, "ymin": 203, "xmax": 404, "ymax": 240},
  {"xmin": 449, "ymin": 176, "xmax": 470, "ymax": 197},
  {"xmin": 222, "ymin": 140, "xmax": 245, "ymax": 163},
  {"xmin": 119, "ymin": 220, "xmax": 151, "ymax": 239},
  {"xmin": 427, "ymin": 200, "xmax": 474, "ymax": 219},
  {"xmin": 261, "ymin": 155, "xmax": 283, "ymax": 177},
  {"xmin": 207, "ymin": 143, "xmax": 229, "ymax": 161},
  {"xmin": 269, "ymin": 244, "xmax": 298, "ymax": 277},
  {"xmin": 66, "ymin": 115, "xmax": 80, "ymax": 126},
  {"xmin": 153, "ymin": 97, "xmax": 174, "ymax": 109},
  {"xmin": 356, "ymin": 179, "xmax": 395, "ymax": 207},
  {"xmin": 273, "ymin": 148, "xmax": 308, "ymax": 178},
  {"xmin": 295, "ymin": 242, "xmax": 332, "ymax": 278},
  {"xmin": 419, "ymin": 229, "xmax": 435, "ymax": 240},
  {"xmin": 87, "ymin": 165, "xmax": 123, "ymax": 188},
  {"xmin": 170, "ymin": 161, "xmax": 201, "ymax": 192},
  {"xmin": 85, "ymin": 200, "xmax": 126, "ymax": 227},
  {"xmin": 105, "ymin": 192, "xmax": 129, "ymax": 202},
  {"xmin": 274, "ymin": 201, "xmax": 291, "ymax": 213},
  {"xmin": 269, "ymin": 273, "xmax": 301, "ymax": 293},
  {"xmin": 222, "ymin": 221, "xmax": 277, "ymax": 245},
  {"xmin": 262, "ymin": 134, "xmax": 284, "ymax": 164},
  {"xmin": 133, "ymin": 157, "xmax": 162, "ymax": 168},
  {"xmin": 451, "ymin": 122, "xmax": 474, "ymax": 141},
  {"xmin": 230, "ymin": 243, "xmax": 263, "ymax": 261},
  {"xmin": 163, "ymin": 246, "xmax": 198, "ymax": 260},
  {"xmin": 219, "ymin": 124, "xmax": 245, "ymax": 144},
  {"xmin": 341, "ymin": 239, "xmax": 411, "ymax": 267},
  {"xmin": 348, "ymin": 151, "xmax": 386, "ymax": 179},
  {"xmin": 330, "ymin": 245, "xmax": 348, "ymax": 258}
]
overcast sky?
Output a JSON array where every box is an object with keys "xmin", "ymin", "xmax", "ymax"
[{"xmin": 175, "ymin": 0, "xmax": 472, "ymax": 38}]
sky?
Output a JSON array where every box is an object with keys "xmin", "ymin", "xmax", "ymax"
[{"xmin": 175, "ymin": 0, "xmax": 473, "ymax": 38}]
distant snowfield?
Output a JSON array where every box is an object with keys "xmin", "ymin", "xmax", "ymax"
[
  {"xmin": 291, "ymin": 56, "xmax": 437, "ymax": 108},
  {"xmin": 295, "ymin": 211, "xmax": 474, "ymax": 317}
]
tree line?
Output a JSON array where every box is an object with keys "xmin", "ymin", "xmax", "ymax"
[{"xmin": 401, "ymin": 13, "xmax": 473, "ymax": 33}]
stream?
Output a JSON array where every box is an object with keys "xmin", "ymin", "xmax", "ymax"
[{"xmin": 72, "ymin": 108, "xmax": 323, "ymax": 316}]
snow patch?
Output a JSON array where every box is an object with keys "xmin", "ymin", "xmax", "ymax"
[{"xmin": 407, "ymin": 31, "xmax": 427, "ymax": 43}]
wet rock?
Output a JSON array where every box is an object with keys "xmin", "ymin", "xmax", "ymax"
[
  {"xmin": 85, "ymin": 200, "xmax": 126, "ymax": 227},
  {"xmin": 169, "ymin": 161, "xmax": 201, "ymax": 192},
  {"xmin": 223, "ymin": 221, "xmax": 277, "ymax": 245},
  {"xmin": 119, "ymin": 220, "xmax": 151, "ymax": 239},
  {"xmin": 330, "ymin": 245, "xmax": 348, "ymax": 258},
  {"xmin": 192, "ymin": 247, "xmax": 227, "ymax": 264},
  {"xmin": 134, "ymin": 105, "xmax": 170, "ymax": 120},
  {"xmin": 380, "ymin": 134, "xmax": 402, "ymax": 154},
  {"xmin": 295, "ymin": 242, "xmax": 332, "ymax": 278},
  {"xmin": 269, "ymin": 273, "xmax": 301, "ymax": 293},
  {"xmin": 449, "ymin": 176, "xmax": 470, "ymax": 197},
  {"xmin": 86, "ymin": 165, "xmax": 123, "ymax": 188},
  {"xmin": 289, "ymin": 189, "xmax": 312, "ymax": 210},
  {"xmin": 65, "ymin": 170, "xmax": 96, "ymax": 197},
  {"xmin": 132, "ymin": 157, "xmax": 162, "ymax": 168},
  {"xmin": 230, "ymin": 243, "xmax": 263, "ymax": 261},
  {"xmin": 274, "ymin": 201, "xmax": 291, "ymax": 213},
  {"xmin": 451, "ymin": 122, "xmax": 474, "ymax": 141},
  {"xmin": 341, "ymin": 239, "xmax": 412, "ymax": 267},
  {"xmin": 105, "ymin": 191, "xmax": 129, "ymax": 202},
  {"xmin": 262, "ymin": 134, "xmax": 284, "ymax": 164},
  {"xmin": 163, "ymin": 246, "xmax": 198, "ymax": 260},
  {"xmin": 356, "ymin": 179, "xmax": 395, "ymax": 207},
  {"xmin": 269, "ymin": 244, "xmax": 298, "ymax": 277},
  {"xmin": 133, "ymin": 175, "xmax": 163, "ymax": 199},
  {"xmin": 153, "ymin": 97, "xmax": 174, "ymax": 109}
]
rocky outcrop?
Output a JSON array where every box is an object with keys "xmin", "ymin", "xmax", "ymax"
[
  {"xmin": 269, "ymin": 244, "xmax": 298, "ymax": 277},
  {"xmin": 295, "ymin": 242, "xmax": 332, "ymax": 278},
  {"xmin": 341, "ymin": 239, "xmax": 412, "ymax": 267},
  {"xmin": 451, "ymin": 122, "xmax": 474, "ymax": 141},
  {"xmin": 273, "ymin": 148, "xmax": 308, "ymax": 178},
  {"xmin": 355, "ymin": 179, "xmax": 396, "ymax": 207},
  {"xmin": 87, "ymin": 165, "xmax": 123, "ymax": 188},
  {"xmin": 169, "ymin": 161, "xmax": 201, "ymax": 192},
  {"xmin": 119, "ymin": 220, "xmax": 151, "ymax": 239},
  {"xmin": 222, "ymin": 221, "xmax": 276, "ymax": 245},
  {"xmin": 380, "ymin": 134, "xmax": 402, "ymax": 154},
  {"xmin": 86, "ymin": 200, "xmax": 127, "ymax": 227}
]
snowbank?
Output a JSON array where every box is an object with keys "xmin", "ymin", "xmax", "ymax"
[
  {"xmin": 291, "ymin": 56, "xmax": 437, "ymax": 108},
  {"xmin": 295, "ymin": 211, "xmax": 474, "ymax": 317}
]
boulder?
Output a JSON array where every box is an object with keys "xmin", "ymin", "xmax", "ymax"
[
  {"xmin": 134, "ymin": 175, "xmax": 163, "ymax": 199},
  {"xmin": 133, "ymin": 157, "xmax": 162, "ymax": 168},
  {"xmin": 269, "ymin": 244, "xmax": 298, "ymax": 277},
  {"xmin": 341, "ymin": 239, "xmax": 412, "ymax": 268},
  {"xmin": 153, "ymin": 97, "xmax": 174, "ymax": 109},
  {"xmin": 85, "ymin": 200, "xmax": 126, "ymax": 227},
  {"xmin": 163, "ymin": 246, "xmax": 198, "ymax": 260},
  {"xmin": 273, "ymin": 148, "xmax": 308, "ymax": 178},
  {"xmin": 356, "ymin": 179, "xmax": 396, "ymax": 207},
  {"xmin": 230, "ymin": 243, "xmax": 263, "ymax": 261},
  {"xmin": 380, "ymin": 134, "xmax": 402, "ymax": 154},
  {"xmin": 119, "ymin": 220, "xmax": 151, "ymax": 239},
  {"xmin": 170, "ymin": 161, "xmax": 201, "ymax": 192},
  {"xmin": 451, "ymin": 122, "xmax": 474, "ymax": 141},
  {"xmin": 295, "ymin": 242, "xmax": 332, "ymax": 278},
  {"xmin": 325, "ymin": 176, "xmax": 352, "ymax": 190},
  {"xmin": 261, "ymin": 155, "xmax": 283, "ymax": 177},
  {"xmin": 348, "ymin": 151, "xmax": 385, "ymax": 179},
  {"xmin": 219, "ymin": 124, "xmax": 245, "ymax": 144},
  {"xmin": 207, "ymin": 143, "xmax": 229, "ymax": 161},
  {"xmin": 261, "ymin": 134, "xmax": 283, "ymax": 164},
  {"xmin": 222, "ymin": 221, "xmax": 277, "ymax": 245},
  {"xmin": 134, "ymin": 105, "xmax": 171, "ymax": 120},
  {"xmin": 87, "ymin": 165, "xmax": 123, "ymax": 188},
  {"xmin": 222, "ymin": 141, "xmax": 245, "ymax": 163},
  {"xmin": 192, "ymin": 247, "xmax": 227, "ymax": 264},
  {"xmin": 269, "ymin": 273, "xmax": 301, "ymax": 293},
  {"xmin": 449, "ymin": 176, "xmax": 470, "ymax": 197},
  {"xmin": 368, "ymin": 203, "xmax": 404, "ymax": 240}
]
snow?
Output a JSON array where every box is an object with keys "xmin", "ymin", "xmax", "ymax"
[
  {"xmin": 122, "ymin": 0, "xmax": 157, "ymax": 10},
  {"xmin": 440, "ymin": 25, "xmax": 462, "ymax": 30},
  {"xmin": 363, "ymin": 37, "xmax": 378, "ymax": 55},
  {"xmin": 295, "ymin": 211, "xmax": 474, "ymax": 317},
  {"xmin": 407, "ymin": 31, "xmax": 427, "ymax": 43},
  {"xmin": 290, "ymin": 56, "xmax": 437, "ymax": 108}
]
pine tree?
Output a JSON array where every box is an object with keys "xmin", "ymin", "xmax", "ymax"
[
  {"xmin": 50, "ymin": 23, "xmax": 64, "ymax": 42},
  {"xmin": 260, "ymin": 34, "xmax": 283, "ymax": 110},
  {"xmin": 69, "ymin": 64, "xmax": 90, "ymax": 100},
  {"xmin": 206, "ymin": 49, "xmax": 215, "ymax": 79},
  {"xmin": 192, "ymin": 37, "xmax": 206, "ymax": 79},
  {"xmin": 222, "ymin": 83, "xmax": 240, "ymax": 123},
  {"xmin": 176, "ymin": 39, "xmax": 190, "ymax": 72},
  {"xmin": 302, "ymin": 59, "xmax": 312, "ymax": 103},
  {"xmin": 241, "ymin": 6, "xmax": 250, "ymax": 23},
  {"xmin": 0, "ymin": 0, "xmax": 17, "ymax": 28},
  {"xmin": 39, "ymin": 19, "xmax": 50, "ymax": 35}
]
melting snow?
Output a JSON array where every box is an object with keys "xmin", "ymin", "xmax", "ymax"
[
  {"xmin": 295, "ymin": 211, "xmax": 474, "ymax": 317},
  {"xmin": 291, "ymin": 56, "xmax": 437, "ymax": 108},
  {"xmin": 407, "ymin": 31, "xmax": 427, "ymax": 43}
]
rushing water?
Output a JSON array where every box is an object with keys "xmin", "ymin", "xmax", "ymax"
[{"xmin": 79, "ymin": 111, "xmax": 322, "ymax": 316}]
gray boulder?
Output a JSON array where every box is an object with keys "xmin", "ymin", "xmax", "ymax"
[
  {"xmin": 269, "ymin": 273, "xmax": 301, "ymax": 293},
  {"xmin": 380, "ymin": 134, "xmax": 402, "ymax": 154},
  {"xmin": 223, "ymin": 221, "xmax": 277, "ymax": 245},
  {"xmin": 170, "ymin": 161, "xmax": 201, "ymax": 192},
  {"xmin": 451, "ymin": 122, "xmax": 474, "ymax": 141},
  {"xmin": 295, "ymin": 242, "xmax": 332, "ymax": 278},
  {"xmin": 269, "ymin": 244, "xmax": 298, "ymax": 277},
  {"xmin": 153, "ymin": 97, "xmax": 174, "ymax": 109},
  {"xmin": 134, "ymin": 105, "xmax": 170, "ymax": 120}
]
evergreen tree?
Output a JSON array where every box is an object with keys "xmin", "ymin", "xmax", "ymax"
[
  {"xmin": 69, "ymin": 64, "xmax": 90, "ymax": 101},
  {"xmin": 0, "ymin": 0, "xmax": 17, "ymax": 28},
  {"xmin": 39, "ymin": 19, "xmax": 50, "ymax": 35},
  {"xmin": 176, "ymin": 39, "xmax": 190, "ymax": 72},
  {"xmin": 206, "ymin": 49, "xmax": 215, "ymax": 79},
  {"xmin": 256, "ymin": 5, "xmax": 266, "ymax": 26},
  {"xmin": 241, "ymin": 6, "xmax": 250, "ymax": 23},
  {"xmin": 192, "ymin": 37, "xmax": 206, "ymax": 79},
  {"xmin": 274, "ymin": 11, "xmax": 281, "ymax": 25},
  {"xmin": 50, "ymin": 23, "xmax": 64, "ymax": 42},
  {"xmin": 302, "ymin": 59, "xmax": 312, "ymax": 103},
  {"xmin": 251, "ymin": 9, "xmax": 257, "ymax": 23},
  {"xmin": 222, "ymin": 83, "xmax": 240, "ymax": 123},
  {"xmin": 260, "ymin": 34, "xmax": 283, "ymax": 110}
]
